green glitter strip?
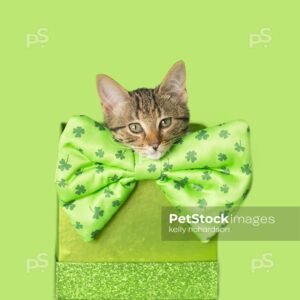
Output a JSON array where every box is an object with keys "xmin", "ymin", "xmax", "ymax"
[{"xmin": 56, "ymin": 261, "xmax": 218, "ymax": 299}]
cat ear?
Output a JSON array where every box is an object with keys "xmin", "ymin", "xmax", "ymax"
[
  {"xmin": 158, "ymin": 60, "xmax": 187, "ymax": 103},
  {"xmin": 96, "ymin": 75, "xmax": 129, "ymax": 113}
]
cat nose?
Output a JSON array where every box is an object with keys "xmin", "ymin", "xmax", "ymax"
[
  {"xmin": 151, "ymin": 143, "xmax": 160, "ymax": 151},
  {"xmin": 147, "ymin": 132, "xmax": 160, "ymax": 151}
]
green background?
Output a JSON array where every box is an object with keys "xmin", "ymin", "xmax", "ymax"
[{"xmin": 1, "ymin": 0, "xmax": 299, "ymax": 299}]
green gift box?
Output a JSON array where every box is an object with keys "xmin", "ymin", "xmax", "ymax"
[
  {"xmin": 55, "ymin": 115, "xmax": 252, "ymax": 299},
  {"xmin": 55, "ymin": 122, "xmax": 219, "ymax": 300},
  {"xmin": 56, "ymin": 180, "xmax": 218, "ymax": 299}
]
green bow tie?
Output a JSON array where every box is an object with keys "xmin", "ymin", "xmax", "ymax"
[{"xmin": 56, "ymin": 115, "xmax": 252, "ymax": 242}]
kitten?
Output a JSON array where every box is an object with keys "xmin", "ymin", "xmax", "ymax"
[{"xmin": 96, "ymin": 61, "xmax": 189, "ymax": 160}]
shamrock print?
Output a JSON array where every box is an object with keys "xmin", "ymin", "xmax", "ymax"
[
  {"xmin": 104, "ymin": 188, "xmax": 114, "ymax": 198},
  {"xmin": 201, "ymin": 171, "xmax": 212, "ymax": 181},
  {"xmin": 192, "ymin": 184, "xmax": 204, "ymax": 192},
  {"xmin": 186, "ymin": 151, "xmax": 197, "ymax": 163},
  {"xmin": 110, "ymin": 174, "xmax": 119, "ymax": 182},
  {"xmin": 91, "ymin": 229, "xmax": 101, "ymax": 240},
  {"xmin": 95, "ymin": 121, "xmax": 106, "ymax": 131},
  {"xmin": 112, "ymin": 200, "xmax": 121, "ymax": 207},
  {"xmin": 220, "ymin": 184, "xmax": 229, "ymax": 193},
  {"xmin": 73, "ymin": 126, "xmax": 85, "ymax": 138},
  {"xmin": 225, "ymin": 202, "xmax": 234, "ymax": 209},
  {"xmin": 219, "ymin": 210, "xmax": 230, "ymax": 228},
  {"xmin": 159, "ymin": 172, "xmax": 168, "ymax": 182},
  {"xmin": 218, "ymin": 153, "xmax": 227, "ymax": 161},
  {"xmin": 93, "ymin": 207, "xmax": 104, "ymax": 219},
  {"xmin": 174, "ymin": 138, "xmax": 183, "ymax": 145},
  {"xmin": 115, "ymin": 150, "xmax": 126, "ymax": 160},
  {"xmin": 174, "ymin": 177, "xmax": 189, "ymax": 190},
  {"xmin": 198, "ymin": 198, "xmax": 207, "ymax": 209},
  {"xmin": 163, "ymin": 161, "xmax": 173, "ymax": 172},
  {"xmin": 64, "ymin": 202, "xmax": 76, "ymax": 210},
  {"xmin": 96, "ymin": 163, "xmax": 104, "ymax": 173},
  {"xmin": 75, "ymin": 222, "xmax": 83, "ymax": 229},
  {"xmin": 175, "ymin": 206, "xmax": 182, "ymax": 213},
  {"xmin": 75, "ymin": 169, "xmax": 83, "ymax": 176},
  {"xmin": 234, "ymin": 141, "xmax": 245, "ymax": 152},
  {"xmin": 219, "ymin": 130, "xmax": 230, "ymax": 139},
  {"xmin": 148, "ymin": 163, "xmax": 157, "ymax": 173},
  {"xmin": 220, "ymin": 210, "xmax": 230, "ymax": 218},
  {"xmin": 58, "ymin": 157, "xmax": 71, "ymax": 171},
  {"xmin": 58, "ymin": 179, "xmax": 66, "ymax": 188},
  {"xmin": 220, "ymin": 166, "xmax": 230, "ymax": 175},
  {"xmin": 75, "ymin": 184, "xmax": 86, "ymax": 195},
  {"xmin": 95, "ymin": 149, "xmax": 104, "ymax": 158},
  {"xmin": 241, "ymin": 163, "xmax": 252, "ymax": 175},
  {"xmin": 195, "ymin": 130, "xmax": 209, "ymax": 140}
]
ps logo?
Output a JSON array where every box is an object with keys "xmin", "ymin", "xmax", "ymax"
[
  {"xmin": 26, "ymin": 253, "xmax": 49, "ymax": 273},
  {"xmin": 251, "ymin": 252, "xmax": 274, "ymax": 272},
  {"xmin": 249, "ymin": 28, "xmax": 272, "ymax": 48},
  {"xmin": 26, "ymin": 28, "xmax": 49, "ymax": 48}
]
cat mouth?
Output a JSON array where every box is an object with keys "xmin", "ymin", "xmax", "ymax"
[
  {"xmin": 140, "ymin": 146, "xmax": 169, "ymax": 160},
  {"xmin": 144, "ymin": 151, "xmax": 163, "ymax": 160},
  {"xmin": 132, "ymin": 147, "xmax": 164, "ymax": 160},
  {"xmin": 131, "ymin": 145, "xmax": 170, "ymax": 160}
]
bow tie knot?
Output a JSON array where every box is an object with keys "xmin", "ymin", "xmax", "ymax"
[{"xmin": 134, "ymin": 153, "xmax": 162, "ymax": 180}]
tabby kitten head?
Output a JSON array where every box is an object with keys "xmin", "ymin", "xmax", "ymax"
[{"xmin": 96, "ymin": 61, "xmax": 189, "ymax": 160}]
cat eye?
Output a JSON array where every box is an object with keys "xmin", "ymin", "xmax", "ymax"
[
  {"xmin": 129, "ymin": 123, "xmax": 143, "ymax": 133},
  {"xmin": 159, "ymin": 118, "xmax": 172, "ymax": 129}
]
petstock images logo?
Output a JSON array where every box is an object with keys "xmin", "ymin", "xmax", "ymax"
[{"xmin": 161, "ymin": 206, "xmax": 300, "ymax": 241}]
